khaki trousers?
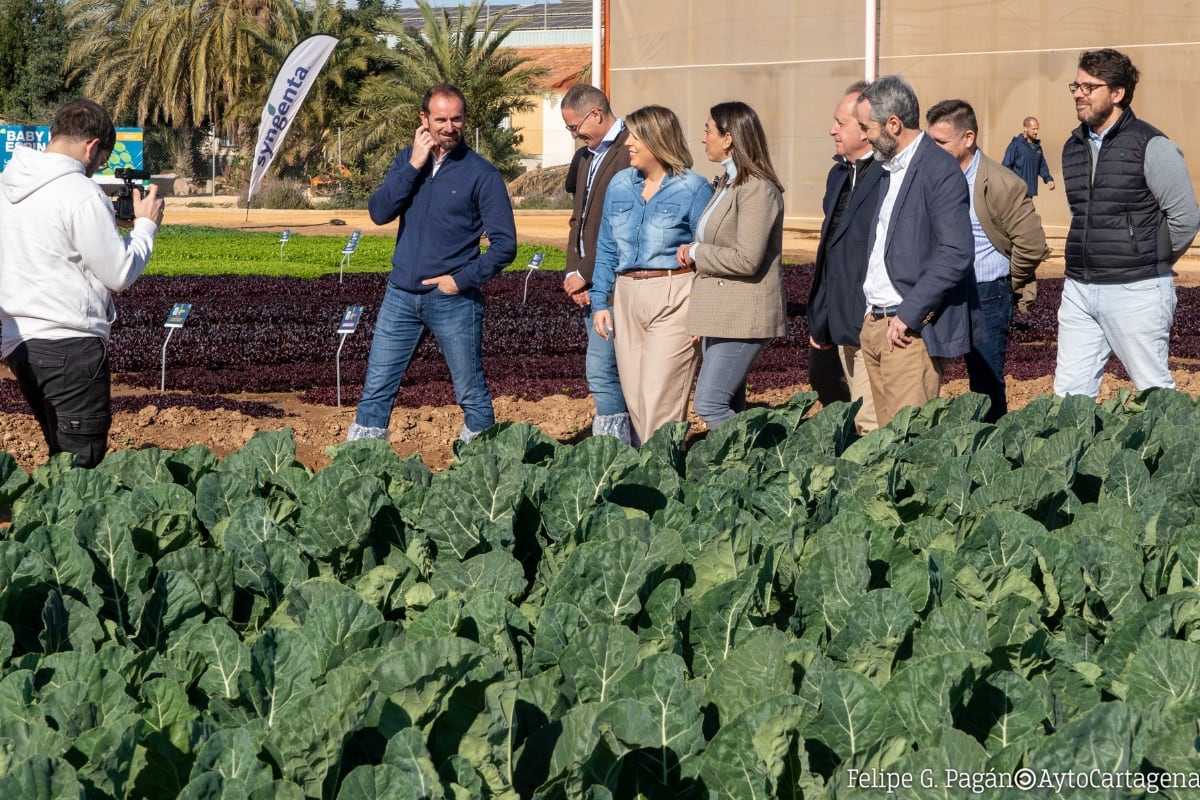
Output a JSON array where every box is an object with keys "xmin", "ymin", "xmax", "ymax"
[
  {"xmin": 613, "ymin": 271, "xmax": 699, "ymax": 443},
  {"xmin": 859, "ymin": 316, "xmax": 945, "ymax": 428},
  {"xmin": 837, "ymin": 344, "xmax": 879, "ymax": 433}
]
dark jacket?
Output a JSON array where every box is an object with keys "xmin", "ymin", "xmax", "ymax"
[
  {"xmin": 1061, "ymin": 108, "xmax": 1167, "ymax": 283},
  {"xmin": 368, "ymin": 140, "xmax": 516, "ymax": 293},
  {"xmin": 808, "ymin": 154, "xmax": 885, "ymax": 346},
  {"xmin": 869, "ymin": 134, "xmax": 977, "ymax": 358},
  {"xmin": 1002, "ymin": 134, "xmax": 1053, "ymax": 197},
  {"xmin": 567, "ymin": 128, "xmax": 632, "ymax": 284}
]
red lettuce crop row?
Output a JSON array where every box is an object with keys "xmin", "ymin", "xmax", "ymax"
[{"xmin": 89, "ymin": 270, "xmax": 1200, "ymax": 417}]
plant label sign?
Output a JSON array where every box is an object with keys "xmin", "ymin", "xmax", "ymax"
[
  {"xmin": 164, "ymin": 303, "xmax": 192, "ymax": 328},
  {"xmin": 338, "ymin": 306, "xmax": 363, "ymax": 335},
  {"xmin": 341, "ymin": 231, "xmax": 362, "ymax": 255},
  {"xmin": 279, "ymin": 229, "xmax": 291, "ymax": 243},
  {"xmin": 527, "ymin": 252, "xmax": 544, "ymax": 270}
]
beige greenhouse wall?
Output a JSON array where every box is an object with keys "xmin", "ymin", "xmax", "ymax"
[{"xmin": 607, "ymin": 0, "xmax": 1200, "ymax": 234}]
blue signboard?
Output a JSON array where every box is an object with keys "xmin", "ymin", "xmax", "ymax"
[
  {"xmin": 164, "ymin": 303, "xmax": 192, "ymax": 328},
  {"xmin": 0, "ymin": 126, "xmax": 144, "ymax": 175}
]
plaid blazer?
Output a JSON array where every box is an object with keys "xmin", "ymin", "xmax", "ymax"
[{"xmin": 687, "ymin": 175, "xmax": 787, "ymax": 339}]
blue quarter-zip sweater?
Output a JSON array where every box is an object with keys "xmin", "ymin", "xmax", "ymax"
[{"xmin": 368, "ymin": 141, "xmax": 517, "ymax": 293}]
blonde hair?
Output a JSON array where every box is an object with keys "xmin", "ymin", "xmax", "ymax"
[{"xmin": 625, "ymin": 105, "xmax": 693, "ymax": 177}]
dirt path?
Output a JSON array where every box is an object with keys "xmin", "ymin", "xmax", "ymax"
[{"xmin": 0, "ymin": 201, "xmax": 1197, "ymax": 474}]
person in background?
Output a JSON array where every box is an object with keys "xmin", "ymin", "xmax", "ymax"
[
  {"xmin": 561, "ymin": 84, "xmax": 634, "ymax": 444},
  {"xmin": 853, "ymin": 75, "xmax": 976, "ymax": 427},
  {"xmin": 348, "ymin": 83, "xmax": 516, "ymax": 445},
  {"xmin": 0, "ymin": 98, "xmax": 164, "ymax": 468},
  {"xmin": 590, "ymin": 105, "xmax": 713, "ymax": 444},
  {"xmin": 1002, "ymin": 116, "xmax": 1056, "ymax": 198},
  {"xmin": 1055, "ymin": 48, "xmax": 1200, "ymax": 397},
  {"xmin": 677, "ymin": 101, "xmax": 786, "ymax": 428},
  {"xmin": 926, "ymin": 98, "xmax": 1050, "ymax": 422},
  {"xmin": 808, "ymin": 80, "xmax": 886, "ymax": 432}
]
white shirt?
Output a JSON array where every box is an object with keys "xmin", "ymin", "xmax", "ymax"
[{"xmin": 863, "ymin": 132, "xmax": 924, "ymax": 309}]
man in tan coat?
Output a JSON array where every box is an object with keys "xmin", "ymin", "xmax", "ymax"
[
  {"xmin": 926, "ymin": 98, "xmax": 1050, "ymax": 422},
  {"xmin": 561, "ymin": 84, "xmax": 634, "ymax": 444}
]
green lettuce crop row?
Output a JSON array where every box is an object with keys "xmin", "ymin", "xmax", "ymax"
[
  {"xmin": 146, "ymin": 226, "xmax": 565, "ymax": 279},
  {"xmin": 1, "ymin": 389, "xmax": 1199, "ymax": 798}
]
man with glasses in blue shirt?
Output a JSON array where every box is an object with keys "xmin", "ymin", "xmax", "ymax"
[{"xmin": 1055, "ymin": 48, "xmax": 1200, "ymax": 398}]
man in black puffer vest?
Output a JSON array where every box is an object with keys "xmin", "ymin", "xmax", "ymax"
[{"xmin": 1055, "ymin": 48, "xmax": 1200, "ymax": 398}]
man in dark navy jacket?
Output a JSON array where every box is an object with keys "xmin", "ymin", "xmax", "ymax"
[
  {"xmin": 853, "ymin": 75, "xmax": 976, "ymax": 427},
  {"xmin": 348, "ymin": 83, "xmax": 517, "ymax": 444},
  {"xmin": 808, "ymin": 80, "xmax": 886, "ymax": 432}
]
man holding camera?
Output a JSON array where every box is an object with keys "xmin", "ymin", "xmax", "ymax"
[{"xmin": 0, "ymin": 98, "xmax": 164, "ymax": 468}]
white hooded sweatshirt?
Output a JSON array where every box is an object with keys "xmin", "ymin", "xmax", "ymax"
[{"xmin": 0, "ymin": 144, "xmax": 158, "ymax": 358}]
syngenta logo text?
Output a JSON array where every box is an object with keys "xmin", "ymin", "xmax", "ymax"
[{"xmin": 255, "ymin": 67, "xmax": 310, "ymax": 167}]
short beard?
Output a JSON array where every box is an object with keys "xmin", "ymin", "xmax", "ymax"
[{"xmin": 873, "ymin": 128, "xmax": 899, "ymax": 161}]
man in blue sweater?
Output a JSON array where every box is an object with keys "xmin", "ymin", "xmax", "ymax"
[
  {"xmin": 348, "ymin": 84, "xmax": 517, "ymax": 444},
  {"xmin": 1001, "ymin": 117, "xmax": 1055, "ymax": 198}
]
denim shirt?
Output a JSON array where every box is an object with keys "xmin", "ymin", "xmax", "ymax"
[{"xmin": 588, "ymin": 167, "xmax": 714, "ymax": 312}]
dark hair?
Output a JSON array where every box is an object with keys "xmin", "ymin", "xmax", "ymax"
[
  {"xmin": 1078, "ymin": 48, "xmax": 1139, "ymax": 108},
  {"xmin": 562, "ymin": 83, "xmax": 612, "ymax": 118},
  {"xmin": 50, "ymin": 99, "xmax": 116, "ymax": 152},
  {"xmin": 859, "ymin": 75, "xmax": 920, "ymax": 129},
  {"xmin": 423, "ymin": 84, "xmax": 468, "ymax": 117},
  {"xmin": 709, "ymin": 101, "xmax": 783, "ymax": 192},
  {"xmin": 625, "ymin": 105, "xmax": 692, "ymax": 176},
  {"xmin": 925, "ymin": 98, "xmax": 978, "ymax": 135}
]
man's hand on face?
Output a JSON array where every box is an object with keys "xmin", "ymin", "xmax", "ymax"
[
  {"xmin": 410, "ymin": 125, "xmax": 437, "ymax": 169},
  {"xmin": 133, "ymin": 183, "xmax": 165, "ymax": 226}
]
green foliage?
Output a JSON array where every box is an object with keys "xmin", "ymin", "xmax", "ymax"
[
  {"xmin": 346, "ymin": 0, "xmax": 546, "ymax": 180},
  {"xmin": 239, "ymin": 181, "xmax": 313, "ymax": 211},
  {"xmin": 143, "ymin": 226, "xmax": 565, "ymax": 278},
  {"xmin": 0, "ymin": 0, "xmax": 70, "ymax": 121},
  {"xmin": 5, "ymin": 392, "xmax": 1200, "ymax": 798}
]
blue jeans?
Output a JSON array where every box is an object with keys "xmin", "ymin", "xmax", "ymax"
[
  {"xmin": 355, "ymin": 283, "xmax": 494, "ymax": 433},
  {"xmin": 694, "ymin": 337, "xmax": 765, "ymax": 427},
  {"xmin": 1054, "ymin": 275, "xmax": 1176, "ymax": 397},
  {"xmin": 584, "ymin": 306, "xmax": 626, "ymax": 417},
  {"xmin": 965, "ymin": 277, "xmax": 1014, "ymax": 422}
]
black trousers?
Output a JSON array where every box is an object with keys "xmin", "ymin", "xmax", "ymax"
[{"xmin": 6, "ymin": 337, "xmax": 111, "ymax": 468}]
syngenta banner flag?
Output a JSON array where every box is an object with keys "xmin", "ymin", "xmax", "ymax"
[{"xmin": 247, "ymin": 34, "xmax": 338, "ymax": 202}]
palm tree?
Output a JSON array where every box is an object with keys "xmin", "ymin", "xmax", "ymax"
[{"xmin": 344, "ymin": 0, "xmax": 545, "ymax": 180}]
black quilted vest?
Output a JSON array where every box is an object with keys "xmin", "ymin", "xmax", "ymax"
[{"xmin": 1062, "ymin": 108, "xmax": 1166, "ymax": 282}]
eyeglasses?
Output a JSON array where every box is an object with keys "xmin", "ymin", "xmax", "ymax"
[
  {"xmin": 1068, "ymin": 82, "xmax": 1109, "ymax": 95},
  {"xmin": 565, "ymin": 109, "xmax": 598, "ymax": 134}
]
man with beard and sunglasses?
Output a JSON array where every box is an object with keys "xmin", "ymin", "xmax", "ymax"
[
  {"xmin": 852, "ymin": 75, "xmax": 976, "ymax": 428},
  {"xmin": 1055, "ymin": 48, "xmax": 1200, "ymax": 398}
]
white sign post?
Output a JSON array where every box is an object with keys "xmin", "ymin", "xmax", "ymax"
[
  {"xmin": 161, "ymin": 303, "xmax": 191, "ymax": 391},
  {"xmin": 336, "ymin": 305, "xmax": 363, "ymax": 408},
  {"xmin": 522, "ymin": 251, "xmax": 545, "ymax": 305},
  {"xmin": 279, "ymin": 228, "xmax": 291, "ymax": 260},
  {"xmin": 338, "ymin": 230, "xmax": 362, "ymax": 283}
]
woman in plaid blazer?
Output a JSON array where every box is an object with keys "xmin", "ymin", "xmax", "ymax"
[{"xmin": 677, "ymin": 101, "xmax": 787, "ymax": 427}]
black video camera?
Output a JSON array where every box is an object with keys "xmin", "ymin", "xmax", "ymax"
[{"xmin": 112, "ymin": 168, "xmax": 151, "ymax": 221}]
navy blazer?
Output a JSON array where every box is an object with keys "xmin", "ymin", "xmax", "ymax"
[
  {"xmin": 808, "ymin": 155, "xmax": 886, "ymax": 347},
  {"xmin": 867, "ymin": 134, "xmax": 976, "ymax": 358}
]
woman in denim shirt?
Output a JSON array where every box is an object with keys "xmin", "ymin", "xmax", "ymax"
[{"xmin": 589, "ymin": 105, "xmax": 714, "ymax": 444}]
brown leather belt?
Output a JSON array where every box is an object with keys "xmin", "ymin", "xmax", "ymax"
[{"xmin": 619, "ymin": 264, "xmax": 696, "ymax": 280}]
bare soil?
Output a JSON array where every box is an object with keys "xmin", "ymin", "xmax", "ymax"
[{"xmin": 2, "ymin": 200, "xmax": 1199, "ymax": 475}]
